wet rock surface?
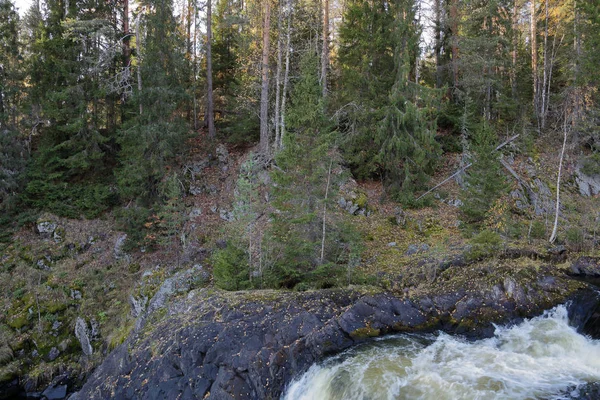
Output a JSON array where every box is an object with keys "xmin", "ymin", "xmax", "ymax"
[{"xmin": 71, "ymin": 274, "xmax": 600, "ymax": 400}]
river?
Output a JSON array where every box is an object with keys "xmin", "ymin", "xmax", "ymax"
[{"xmin": 283, "ymin": 305, "xmax": 600, "ymax": 400}]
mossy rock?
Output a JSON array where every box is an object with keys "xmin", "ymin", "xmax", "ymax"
[
  {"xmin": 355, "ymin": 192, "xmax": 368, "ymax": 209},
  {"xmin": 349, "ymin": 326, "xmax": 380, "ymax": 339},
  {"xmin": 7, "ymin": 313, "xmax": 29, "ymax": 330}
]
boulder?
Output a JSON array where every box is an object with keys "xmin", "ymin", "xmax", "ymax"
[
  {"xmin": 36, "ymin": 215, "xmax": 57, "ymax": 237},
  {"xmin": 74, "ymin": 317, "xmax": 93, "ymax": 356},
  {"xmin": 570, "ymin": 257, "xmax": 600, "ymax": 277},
  {"xmin": 113, "ymin": 233, "xmax": 129, "ymax": 261},
  {"xmin": 575, "ymin": 164, "xmax": 600, "ymax": 197},
  {"xmin": 47, "ymin": 347, "xmax": 60, "ymax": 362},
  {"xmin": 42, "ymin": 384, "xmax": 67, "ymax": 400}
]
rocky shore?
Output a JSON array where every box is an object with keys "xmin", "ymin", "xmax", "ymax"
[{"xmin": 67, "ymin": 259, "xmax": 600, "ymax": 400}]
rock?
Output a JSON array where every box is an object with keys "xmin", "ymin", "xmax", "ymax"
[
  {"xmin": 129, "ymin": 295, "xmax": 148, "ymax": 318},
  {"xmin": 503, "ymin": 277, "xmax": 526, "ymax": 303},
  {"xmin": 561, "ymin": 383, "xmax": 600, "ymax": 399},
  {"xmin": 446, "ymin": 198, "xmax": 463, "ymax": 207},
  {"xmin": 53, "ymin": 227, "xmax": 65, "ymax": 243},
  {"xmin": 219, "ymin": 209, "xmax": 235, "ymax": 222},
  {"xmin": 69, "ymin": 271, "xmax": 596, "ymax": 400},
  {"xmin": 52, "ymin": 321, "xmax": 62, "ymax": 331},
  {"xmin": 36, "ymin": 216, "xmax": 57, "ymax": 237},
  {"xmin": 90, "ymin": 319, "xmax": 100, "ymax": 339},
  {"xmin": 42, "ymin": 384, "xmax": 67, "ymax": 400},
  {"xmin": 394, "ymin": 207, "xmax": 406, "ymax": 226},
  {"xmin": 216, "ymin": 239, "xmax": 227, "ymax": 249},
  {"xmin": 70, "ymin": 289, "xmax": 82, "ymax": 300},
  {"xmin": 216, "ymin": 144, "xmax": 229, "ymax": 164},
  {"xmin": 533, "ymin": 178, "xmax": 553, "ymax": 216},
  {"xmin": 387, "ymin": 242, "xmax": 397, "ymax": 247},
  {"xmin": 570, "ymin": 257, "xmax": 600, "ymax": 277},
  {"xmin": 47, "ymin": 347, "xmax": 60, "ymax": 361},
  {"xmin": 347, "ymin": 203, "xmax": 359, "ymax": 215},
  {"xmin": 36, "ymin": 259, "xmax": 51, "ymax": 271},
  {"xmin": 575, "ymin": 164, "xmax": 600, "ymax": 197},
  {"xmin": 74, "ymin": 317, "xmax": 93, "ymax": 356},
  {"xmin": 405, "ymin": 243, "xmax": 428, "ymax": 256},
  {"xmin": 548, "ymin": 245, "xmax": 567, "ymax": 256},
  {"xmin": 145, "ymin": 265, "xmax": 206, "ymax": 316},
  {"xmin": 113, "ymin": 233, "xmax": 129, "ymax": 261},
  {"xmin": 189, "ymin": 208, "xmax": 202, "ymax": 219},
  {"xmin": 189, "ymin": 184, "xmax": 203, "ymax": 196}
]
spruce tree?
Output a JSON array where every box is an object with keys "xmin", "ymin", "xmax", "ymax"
[
  {"xmin": 375, "ymin": 0, "xmax": 441, "ymax": 202},
  {"xmin": 337, "ymin": 0, "xmax": 396, "ymax": 178},
  {"xmin": 460, "ymin": 123, "xmax": 508, "ymax": 224},
  {"xmin": 0, "ymin": 0, "xmax": 25, "ymax": 209},
  {"xmin": 116, "ymin": 0, "xmax": 189, "ymax": 204},
  {"xmin": 24, "ymin": 0, "xmax": 116, "ymax": 217},
  {"xmin": 268, "ymin": 50, "xmax": 339, "ymax": 287}
]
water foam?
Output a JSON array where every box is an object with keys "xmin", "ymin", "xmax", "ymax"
[{"xmin": 283, "ymin": 305, "xmax": 600, "ymax": 400}]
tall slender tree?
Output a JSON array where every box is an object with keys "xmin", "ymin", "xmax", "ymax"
[
  {"xmin": 207, "ymin": 0, "xmax": 216, "ymax": 138},
  {"xmin": 259, "ymin": 0, "xmax": 271, "ymax": 155}
]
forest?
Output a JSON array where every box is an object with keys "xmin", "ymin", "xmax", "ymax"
[
  {"xmin": 2, "ymin": 0, "xmax": 600, "ymax": 396},
  {"xmin": 0, "ymin": 0, "xmax": 600, "ymax": 284}
]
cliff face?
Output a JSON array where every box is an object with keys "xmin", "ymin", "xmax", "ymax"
[{"xmin": 71, "ymin": 262, "xmax": 599, "ymax": 400}]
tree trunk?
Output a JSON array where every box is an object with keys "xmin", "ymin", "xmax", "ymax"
[
  {"xmin": 260, "ymin": 0, "xmax": 272, "ymax": 155},
  {"xmin": 434, "ymin": 0, "xmax": 443, "ymax": 89},
  {"xmin": 511, "ymin": 0, "xmax": 518, "ymax": 98},
  {"xmin": 549, "ymin": 117, "xmax": 568, "ymax": 244},
  {"xmin": 573, "ymin": 0, "xmax": 582, "ymax": 130},
  {"xmin": 274, "ymin": 0, "xmax": 283, "ymax": 151},
  {"xmin": 279, "ymin": 0, "xmax": 292, "ymax": 149},
  {"xmin": 135, "ymin": 10, "xmax": 143, "ymax": 116},
  {"xmin": 531, "ymin": 0, "xmax": 538, "ymax": 121},
  {"xmin": 320, "ymin": 159, "xmax": 333, "ymax": 264},
  {"xmin": 450, "ymin": 0, "xmax": 459, "ymax": 88},
  {"xmin": 321, "ymin": 0, "xmax": 329, "ymax": 99},
  {"xmin": 123, "ymin": 0, "xmax": 130, "ymax": 67},
  {"xmin": 207, "ymin": 0, "xmax": 216, "ymax": 138},
  {"xmin": 540, "ymin": 0, "xmax": 548, "ymax": 129}
]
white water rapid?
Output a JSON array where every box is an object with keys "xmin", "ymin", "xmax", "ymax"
[{"xmin": 283, "ymin": 305, "xmax": 600, "ymax": 400}]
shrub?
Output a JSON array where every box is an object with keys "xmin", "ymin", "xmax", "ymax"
[
  {"xmin": 566, "ymin": 227, "xmax": 585, "ymax": 252},
  {"xmin": 530, "ymin": 220, "xmax": 546, "ymax": 239},
  {"xmin": 211, "ymin": 244, "xmax": 250, "ymax": 291},
  {"xmin": 466, "ymin": 229, "xmax": 503, "ymax": 261}
]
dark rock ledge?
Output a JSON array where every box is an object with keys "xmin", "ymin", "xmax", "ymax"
[{"xmin": 70, "ymin": 262, "xmax": 600, "ymax": 400}]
